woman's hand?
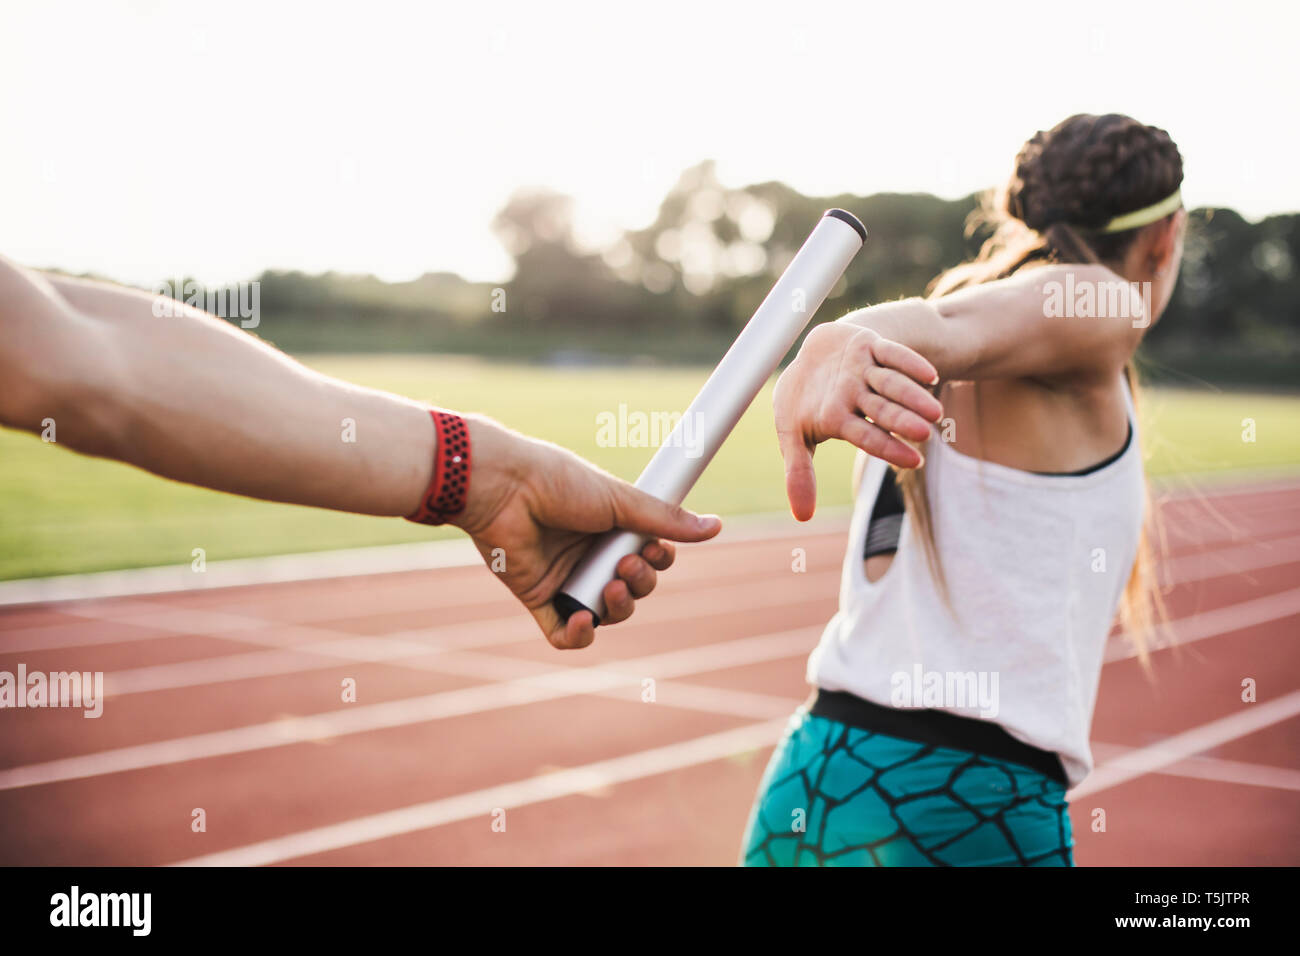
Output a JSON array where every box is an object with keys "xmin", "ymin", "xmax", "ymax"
[
  {"xmin": 453, "ymin": 417, "xmax": 722, "ymax": 650},
  {"xmin": 773, "ymin": 322, "xmax": 944, "ymax": 521}
]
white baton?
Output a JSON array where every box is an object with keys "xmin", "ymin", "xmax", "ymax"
[{"xmin": 555, "ymin": 208, "xmax": 867, "ymax": 625}]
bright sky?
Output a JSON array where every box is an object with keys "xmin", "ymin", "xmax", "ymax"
[{"xmin": 2, "ymin": 0, "xmax": 1295, "ymax": 285}]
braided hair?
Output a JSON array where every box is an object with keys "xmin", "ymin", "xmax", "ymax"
[{"xmin": 931, "ymin": 114, "xmax": 1184, "ymax": 295}]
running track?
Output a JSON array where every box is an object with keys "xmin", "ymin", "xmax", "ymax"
[{"xmin": 1, "ymin": 479, "xmax": 1297, "ymax": 866}]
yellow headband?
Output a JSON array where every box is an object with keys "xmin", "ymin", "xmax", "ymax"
[{"xmin": 1098, "ymin": 188, "xmax": 1183, "ymax": 233}]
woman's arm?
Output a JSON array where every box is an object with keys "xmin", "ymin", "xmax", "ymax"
[
  {"xmin": 837, "ymin": 263, "xmax": 1146, "ymax": 382},
  {"xmin": 0, "ymin": 258, "xmax": 721, "ymax": 648},
  {"xmin": 771, "ymin": 264, "xmax": 1144, "ymax": 520}
]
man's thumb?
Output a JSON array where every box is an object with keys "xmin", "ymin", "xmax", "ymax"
[{"xmin": 609, "ymin": 482, "xmax": 721, "ymax": 542}]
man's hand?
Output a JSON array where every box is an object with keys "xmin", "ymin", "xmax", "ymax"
[
  {"xmin": 454, "ymin": 416, "xmax": 722, "ymax": 650},
  {"xmin": 772, "ymin": 322, "xmax": 943, "ymax": 522}
]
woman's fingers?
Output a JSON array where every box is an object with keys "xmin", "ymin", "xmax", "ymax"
[
  {"xmin": 870, "ymin": 336, "xmax": 940, "ymax": 392},
  {"xmin": 776, "ymin": 423, "xmax": 818, "ymax": 522},
  {"xmin": 856, "ymin": 389, "xmax": 933, "ymax": 443},
  {"xmin": 837, "ymin": 414, "xmax": 923, "ymax": 469},
  {"xmin": 864, "ymin": 366, "xmax": 943, "ymax": 423},
  {"xmin": 771, "ymin": 329, "xmax": 940, "ymax": 520}
]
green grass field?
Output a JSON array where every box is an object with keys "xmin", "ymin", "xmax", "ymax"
[{"xmin": 2, "ymin": 355, "xmax": 1298, "ymax": 581}]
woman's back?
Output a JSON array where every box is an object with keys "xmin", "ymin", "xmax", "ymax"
[{"xmin": 808, "ymin": 372, "xmax": 1145, "ymax": 787}]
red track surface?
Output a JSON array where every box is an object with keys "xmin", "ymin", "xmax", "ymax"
[{"xmin": 1, "ymin": 480, "xmax": 1297, "ymax": 866}]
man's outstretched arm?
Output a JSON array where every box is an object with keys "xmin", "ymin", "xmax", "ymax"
[
  {"xmin": 0, "ymin": 258, "xmax": 721, "ymax": 648},
  {"xmin": 4, "ymin": 264, "xmax": 437, "ymax": 514}
]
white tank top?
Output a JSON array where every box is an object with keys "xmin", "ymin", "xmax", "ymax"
[{"xmin": 806, "ymin": 378, "xmax": 1144, "ymax": 787}]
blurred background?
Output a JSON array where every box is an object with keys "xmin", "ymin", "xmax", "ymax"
[{"xmin": 2, "ymin": 0, "xmax": 1298, "ymax": 578}]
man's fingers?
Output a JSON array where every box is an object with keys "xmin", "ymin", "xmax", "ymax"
[
  {"xmin": 560, "ymin": 612, "xmax": 596, "ymax": 649},
  {"xmin": 864, "ymin": 366, "xmax": 943, "ymax": 423},
  {"xmin": 608, "ymin": 481, "xmax": 721, "ymax": 543},
  {"xmin": 641, "ymin": 539, "xmax": 675, "ymax": 571},
  {"xmin": 550, "ymin": 561, "xmax": 651, "ymax": 646},
  {"xmin": 870, "ymin": 336, "xmax": 940, "ymax": 391},
  {"xmin": 838, "ymin": 414, "xmax": 923, "ymax": 469},
  {"xmin": 601, "ymin": 578, "xmax": 635, "ymax": 625},
  {"xmin": 616, "ymin": 552, "xmax": 657, "ymax": 600},
  {"xmin": 776, "ymin": 426, "xmax": 818, "ymax": 522},
  {"xmin": 539, "ymin": 604, "xmax": 595, "ymax": 650}
]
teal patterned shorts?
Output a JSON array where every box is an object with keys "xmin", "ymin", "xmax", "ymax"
[{"xmin": 741, "ymin": 709, "xmax": 1074, "ymax": 867}]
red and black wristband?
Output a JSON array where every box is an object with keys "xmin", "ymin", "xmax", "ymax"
[{"xmin": 405, "ymin": 409, "xmax": 472, "ymax": 526}]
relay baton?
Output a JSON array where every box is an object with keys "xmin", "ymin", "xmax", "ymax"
[{"xmin": 554, "ymin": 208, "xmax": 867, "ymax": 625}]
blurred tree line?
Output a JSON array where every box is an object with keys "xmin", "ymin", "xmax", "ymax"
[{"xmin": 180, "ymin": 161, "xmax": 1300, "ymax": 384}]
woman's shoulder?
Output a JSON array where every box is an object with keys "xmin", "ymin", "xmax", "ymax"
[{"xmin": 937, "ymin": 263, "xmax": 1147, "ymax": 385}]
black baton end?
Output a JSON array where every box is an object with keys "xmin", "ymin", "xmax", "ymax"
[
  {"xmin": 823, "ymin": 208, "xmax": 867, "ymax": 243},
  {"xmin": 553, "ymin": 592, "xmax": 602, "ymax": 628}
]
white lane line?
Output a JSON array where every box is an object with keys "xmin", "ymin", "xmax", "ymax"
[
  {"xmin": 4, "ymin": 477, "xmax": 1296, "ymax": 655},
  {"xmin": 0, "ymin": 604, "xmax": 522, "ymax": 657},
  {"xmin": 1090, "ymin": 742, "xmax": 1300, "ymax": 793},
  {"xmin": 6, "ymin": 574, "xmax": 1298, "ymax": 793},
  {"xmin": 173, "ymin": 688, "xmax": 1300, "ymax": 867},
  {"xmin": 172, "ymin": 718, "xmax": 790, "ymax": 867},
  {"xmin": 12, "ymin": 613, "xmax": 759, "ymax": 693},
  {"xmin": 1160, "ymin": 532, "xmax": 1300, "ymax": 585},
  {"xmin": 104, "ymin": 631, "xmax": 535, "ymax": 696},
  {"xmin": 0, "ymin": 563, "xmax": 840, "ymax": 655},
  {"xmin": 1157, "ymin": 509, "xmax": 1300, "ymax": 560},
  {"xmin": 112, "ymin": 648, "xmax": 345, "ymax": 695},
  {"xmin": 98, "ymin": 570, "xmax": 833, "ymax": 695},
  {"xmin": 90, "ymin": 532, "xmax": 1300, "ymax": 699},
  {"xmin": 1156, "ymin": 471, "xmax": 1300, "ymax": 502},
  {"xmin": 0, "ymin": 508, "xmax": 855, "ymax": 608},
  {"xmin": 1106, "ymin": 586, "xmax": 1300, "ymax": 663},
  {"xmin": 0, "ymin": 627, "xmax": 824, "ymax": 792},
  {"xmin": 1069, "ymin": 690, "xmax": 1300, "ymax": 800},
  {"xmin": 0, "ymin": 680, "xmax": 572, "ymax": 792},
  {"xmin": 602, "ymin": 682, "xmax": 800, "ymax": 721},
  {"xmin": 103, "ymin": 631, "xmax": 470, "ymax": 696},
  {"xmin": 401, "ymin": 627, "xmax": 828, "ymax": 689},
  {"xmin": 11, "ymin": 510, "xmax": 1298, "ymax": 691},
  {"xmin": 1157, "ymin": 504, "xmax": 1300, "ymax": 557},
  {"xmin": 0, "ymin": 607, "xmax": 311, "ymax": 654},
  {"xmin": 0, "ymin": 538, "xmax": 482, "ymax": 608},
  {"xmin": 3, "ymin": 475, "xmax": 1297, "ymax": 610}
]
